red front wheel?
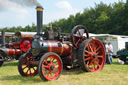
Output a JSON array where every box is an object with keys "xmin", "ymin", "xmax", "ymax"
[
  {"xmin": 78, "ymin": 39, "xmax": 105, "ymax": 72},
  {"xmin": 38, "ymin": 52, "xmax": 63, "ymax": 81}
]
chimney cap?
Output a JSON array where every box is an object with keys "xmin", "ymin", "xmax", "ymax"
[{"xmin": 36, "ymin": 6, "xmax": 44, "ymax": 11}]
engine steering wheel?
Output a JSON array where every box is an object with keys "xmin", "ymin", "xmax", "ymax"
[{"xmin": 71, "ymin": 25, "xmax": 89, "ymax": 49}]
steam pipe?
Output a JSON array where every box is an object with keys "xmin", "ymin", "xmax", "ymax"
[
  {"xmin": 1, "ymin": 31, "xmax": 5, "ymax": 47},
  {"xmin": 36, "ymin": 6, "xmax": 43, "ymax": 35}
]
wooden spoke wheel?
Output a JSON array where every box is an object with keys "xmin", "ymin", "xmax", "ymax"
[
  {"xmin": 18, "ymin": 53, "xmax": 38, "ymax": 76},
  {"xmin": 20, "ymin": 38, "xmax": 32, "ymax": 52},
  {"xmin": 71, "ymin": 25, "xmax": 89, "ymax": 49},
  {"xmin": 78, "ymin": 39, "xmax": 105, "ymax": 72},
  {"xmin": 38, "ymin": 52, "xmax": 63, "ymax": 81}
]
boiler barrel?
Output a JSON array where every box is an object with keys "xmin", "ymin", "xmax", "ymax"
[
  {"xmin": 32, "ymin": 41, "xmax": 72, "ymax": 56},
  {"xmin": 0, "ymin": 48, "xmax": 22, "ymax": 56},
  {"xmin": 46, "ymin": 41, "xmax": 72, "ymax": 56}
]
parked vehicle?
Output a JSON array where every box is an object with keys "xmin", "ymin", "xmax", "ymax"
[{"xmin": 18, "ymin": 6, "xmax": 106, "ymax": 81}]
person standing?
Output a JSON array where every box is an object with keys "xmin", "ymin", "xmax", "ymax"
[
  {"xmin": 105, "ymin": 41, "xmax": 111, "ymax": 64},
  {"xmin": 108, "ymin": 42, "xmax": 113, "ymax": 64}
]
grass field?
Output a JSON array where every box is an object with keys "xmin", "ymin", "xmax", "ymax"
[{"xmin": 0, "ymin": 58, "xmax": 128, "ymax": 85}]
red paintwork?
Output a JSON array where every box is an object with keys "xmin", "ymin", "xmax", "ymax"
[
  {"xmin": 30, "ymin": 61, "xmax": 39, "ymax": 65},
  {"xmin": 20, "ymin": 38, "xmax": 32, "ymax": 52},
  {"xmin": 8, "ymin": 49, "xmax": 22, "ymax": 56},
  {"xmin": 47, "ymin": 41, "xmax": 72, "ymax": 56},
  {"xmin": 9, "ymin": 43, "xmax": 20, "ymax": 48},
  {"xmin": 21, "ymin": 35, "xmax": 34, "ymax": 38}
]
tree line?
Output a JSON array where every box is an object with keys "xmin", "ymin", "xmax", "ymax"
[{"xmin": 0, "ymin": 1, "xmax": 128, "ymax": 35}]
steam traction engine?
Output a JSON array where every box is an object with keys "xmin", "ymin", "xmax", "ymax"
[
  {"xmin": 18, "ymin": 6, "xmax": 106, "ymax": 81},
  {"xmin": 0, "ymin": 31, "xmax": 32, "ymax": 67}
]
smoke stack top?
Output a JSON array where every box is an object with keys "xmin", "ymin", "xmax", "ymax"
[
  {"xmin": 36, "ymin": 6, "xmax": 43, "ymax": 11},
  {"xmin": 36, "ymin": 6, "xmax": 43, "ymax": 35}
]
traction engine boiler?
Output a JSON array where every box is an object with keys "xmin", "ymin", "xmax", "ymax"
[{"xmin": 18, "ymin": 6, "xmax": 106, "ymax": 81}]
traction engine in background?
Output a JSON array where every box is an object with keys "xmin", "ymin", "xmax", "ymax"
[
  {"xmin": 0, "ymin": 31, "xmax": 32, "ymax": 67},
  {"xmin": 18, "ymin": 6, "xmax": 106, "ymax": 81}
]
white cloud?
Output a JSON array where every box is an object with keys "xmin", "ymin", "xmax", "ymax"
[
  {"xmin": 44, "ymin": 8, "xmax": 80, "ymax": 24},
  {"xmin": 43, "ymin": 0, "xmax": 81, "ymax": 24},
  {"xmin": 56, "ymin": 0, "xmax": 73, "ymax": 10},
  {"xmin": 0, "ymin": 0, "xmax": 35, "ymax": 27}
]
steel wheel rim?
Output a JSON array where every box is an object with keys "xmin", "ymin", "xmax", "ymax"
[
  {"xmin": 21, "ymin": 55, "xmax": 38, "ymax": 76},
  {"xmin": 84, "ymin": 40, "xmax": 105, "ymax": 72},
  {"xmin": 41, "ymin": 55, "xmax": 62, "ymax": 80}
]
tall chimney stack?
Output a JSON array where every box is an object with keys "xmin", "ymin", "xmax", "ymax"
[
  {"xmin": 36, "ymin": 6, "xmax": 43, "ymax": 35},
  {"xmin": 1, "ymin": 31, "xmax": 5, "ymax": 47}
]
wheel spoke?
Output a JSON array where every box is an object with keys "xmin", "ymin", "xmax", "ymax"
[
  {"xmin": 30, "ymin": 69, "xmax": 32, "ymax": 74},
  {"xmin": 86, "ymin": 61, "xmax": 89, "ymax": 67},
  {"xmin": 88, "ymin": 61, "xmax": 93, "ymax": 70},
  {"xmin": 53, "ymin": 69, "xmax": 57, "ymax": 73},
  {"xmin": 75, "ymin": 39, "xmax": 81, "ymax": 46},
  {"xmin": 88, "ymin": 61, "xmax": 93, "ymax": 66},
  {"xmin": 85, "ymin": 50, "xmax": 91, "ymax": 54},
  {"xmin": 50, "ymin": 73, "xmax": 53, "ymax": 77},
  {"xmin": 47, "ymin": 71, "xmax": 51, "ymax": 77},
  {"xmin": 42, "ymin": 64, "xmax": 48, "ymax": 68},
  {"xmin": 95, "ymin": 46, "xmax": 101, "ymax": 53},
  {"xmin": 22, "ymin": 66, "xmax": 27, "ymax": 70},
  {"xmin": 91, "ymin": 41, "xmax": 96, "ymax": 52},
  {"xmin": 84, "ymin": 57, "xmax": 91, "ymax": 61},
  {"xmin": 97, "ymin": 56, "xmax": 103, "ymax": 59},
  {"xmin": 88, "ymin": 43, "xmax": 93, "ymax": 52},
  {"xmin": 77, "ymin": 28, "xmax": 82, "ymax": 37},
  {"xmin": 44, "ymin": 59, "xmax": 48, "ymax": 64},
  {"xmin": 93, "ymin": 62, "xmax": 95, "ymax": 70},
  {"xmin": 95, "ymin": 60, "xmax": 100, "ymax": 68},
  {"xmin": 52, "ymin": 58, "xmax": 55, "ymax": 63},
  {"xmin": 42, "ymin": 69, "xmax": 47, "ymax": 74},
  {"xmin": 84, "ymin": 54, "xmax": 89, "ymax": 56},
  {"xmin": 54, "ymin": 62, "xmax": 59, "ymax": 66},
  {"xmin": 50, "ymin": 56, "xmax": 53, "ymax": 63},
  {"xmin": 32, "ymin": 67, "xmax": 36, "ymax": 71},
  {"xmin": 26, "ymin": 68, "xmax": 30, "ymax": 74},
  {"xmin": 96, "ymin": 51, "xmax": 100, "ymax": 55}
]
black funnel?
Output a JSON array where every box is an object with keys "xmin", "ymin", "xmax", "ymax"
[
  {"xmin": 1, "ymin": 31, "xmax": 5, "ymax": 47},
  {"xmin": 36, "ymin": 6, "xmax": 43, "ymax": 35}
]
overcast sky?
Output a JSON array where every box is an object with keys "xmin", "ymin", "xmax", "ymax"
[{"xmin": 0, "ymin": 0, "xmax": 126, "ymax": 28}]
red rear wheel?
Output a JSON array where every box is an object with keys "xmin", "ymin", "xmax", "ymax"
[
  {"xmin": 78, "ymin": 39, "xmax": 105, "ymax": 72},
  {"xmin": 38, "ymin": 52, "xmax": 63, "ymax": 81},
  {"xmin": 18, "ymin": 53, "xmax": 38, "ymax": 76}
]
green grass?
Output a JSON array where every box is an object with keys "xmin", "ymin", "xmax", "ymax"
[{"xmin": 0, "ymin": 58, "xmax": 128, "ymax": 85}]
